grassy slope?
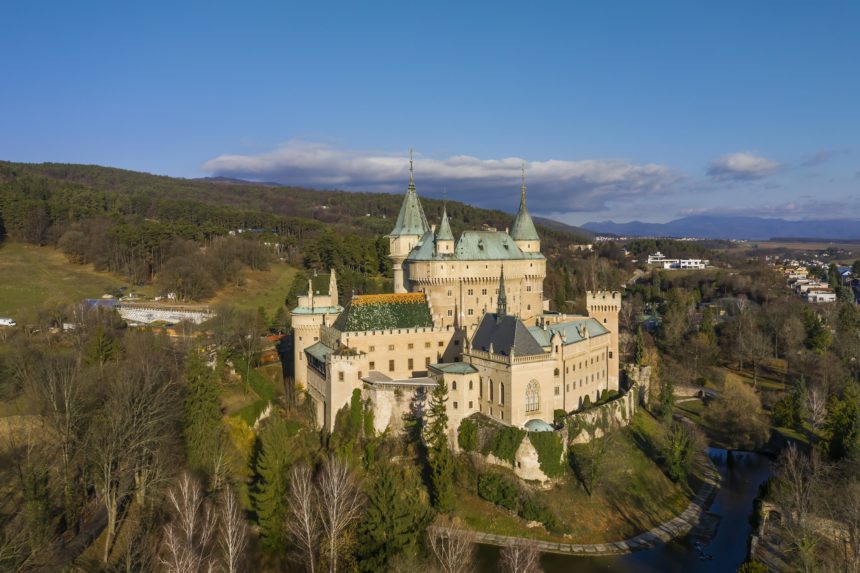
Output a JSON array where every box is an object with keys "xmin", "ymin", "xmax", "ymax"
[
  {"xmin": 0, "ymin": 242, "xmax": 298, "ymax": 322},
  {"xmin": 453, "ymin": 412, "xmax": 690, "ymax": 544},
  {"xmin": 0, "ymin": 242, "xmax": 157, "ymax": 320},
  {"xmin": 209, "ymin": 262, "xmax": 298, "ymax": 317}
]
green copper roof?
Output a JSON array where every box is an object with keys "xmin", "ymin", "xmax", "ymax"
[
  {"xmin": 406, "ymin": 230, "xmax": 544, "ymax": 262},
  {"xmin": 305, "ymin": 341, "xmax": 334, "ymax": 362},
  {"xmin": 332, "ymin": 293, "xmax": 433, "ymax": 332},
  {"xmin": 436, "ymin": 206, "xmax": 454, "ymax": 241},
  {"xmin": 510, "ymin": 184, "xmax": 540, "ymax": 242},
  {"xmin": 390, "ymin": 175, "xmax": 430, "ymax": 237},
  {"xmin": 429, "ymin": 362, "xmax": 478, "ymax": 374},
  {"xmin": 527, "ymin": 318, "xmax": 610, "ymax": 347}
]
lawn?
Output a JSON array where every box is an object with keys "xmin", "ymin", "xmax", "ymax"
[
  {"xmin": 451, "ymin": 411, "xmax": 692, "ymax": 544},
  {"xmin": 0, "ymin": 242, "xmax": 155, "ymax": 321},
  {"xmin": 209, "ymin": 262, "xmax": 298, "ymax": 318}
]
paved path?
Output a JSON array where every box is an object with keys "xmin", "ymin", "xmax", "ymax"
[{"xmin": 447, "ymin": 460, "xmax": 721, "ymax": 557}]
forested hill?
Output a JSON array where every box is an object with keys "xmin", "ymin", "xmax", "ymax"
[{"xmin": 0, "ymin": 161, "xmax": 607, "ymax": 306}]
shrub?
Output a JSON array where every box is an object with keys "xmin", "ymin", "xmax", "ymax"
[
  {"xmin": 581, "ymin": 395, "xmax": 592, "ymax": 410},
  {"xmin": 528, "ymin": 432, "xmax": 566, "ymax": 478},
  {"xmin": 520, "ymin": 496, "xmax": 559, "ymax": 532},
  {"xmin": 477, "ymin": 472, "xmax": 519, "ymax": 511},
  {"xmin": 484, "ymin": 426, "xmax": 527, "ymax": 465},
  {"xmin": 458, "ymin": 418, "xmax": 478, "ymax": 452},
  {"xmin": 553, "ymin": 409, "xmax": 567, "ymax": 426}
]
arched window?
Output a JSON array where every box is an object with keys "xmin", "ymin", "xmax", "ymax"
[
  {"xmin": 500, "ymin": 383, "xmax": 505, "ymax": 405},
  {"xmin": 452, "ymin": 380, "xmax": 457, "ymax": 391},
  {"xmin": 525, "ymin": 380, "xmax": 539, "ymax": 413}
]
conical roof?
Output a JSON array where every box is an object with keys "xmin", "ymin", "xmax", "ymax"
[
  {"xmin": 390, "ymin": 160, "xmax": 430, "ymax": 237},
  {"xmin": 436, "ymin": 206, "xmax": 454, "ymax": 241},
  {"xmin": 510, "ymin": 169, "xmax": 540, "ymax": 241}
]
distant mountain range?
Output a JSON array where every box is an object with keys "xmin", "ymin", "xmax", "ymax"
[{"xmin": 582, "ymin": 215, "xmax": 860, "ymax": 241}]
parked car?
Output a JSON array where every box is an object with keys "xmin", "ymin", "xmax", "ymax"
[{"xmin": 0, "ymin": 318, "xmax": 17, "ymax": 327}]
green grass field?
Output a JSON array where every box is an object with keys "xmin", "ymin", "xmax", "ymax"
[
  {"xmin": 0, "ymin": 242, "xmax": 299, "ymax": 322},
  {"xmin": 0, "ymin": 242, "xmax": 156, "ymax": 321},
  {"xmin": 209, "ymin": 262, "xmax": 298, "ymax": 317}
]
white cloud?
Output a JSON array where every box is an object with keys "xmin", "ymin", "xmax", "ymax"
[
  {"xmin": 706, "ymin": 152, "xmax": 779, "ymax": 181},
  {"xmin": 201, "ymin": 140, "xmax": 679, "ymax": 212}
]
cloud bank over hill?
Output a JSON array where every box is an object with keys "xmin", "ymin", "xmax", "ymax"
[{"xmin": 202, "ymin": 140, "xmax": 679, "ymax": 212}]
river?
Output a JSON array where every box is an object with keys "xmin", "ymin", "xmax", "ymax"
[{"xmin": 475, "ymin": 448, "xmax": 773, "ymax": 572}]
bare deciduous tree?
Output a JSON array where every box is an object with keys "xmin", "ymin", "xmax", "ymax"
[
  {"xmin": 219, "ymin": 485, "xmax": 247, "ymax": 573},
  {"xmin": 832, "ymin": 480, "xmax": 860, "ymax": 573},
  {"xmin": 428, "ymin": 526, "xmax": 475, "ymax": 573},
  {"xmin": 318, "ymin": 456, "xmax": 362, "ymax": 573},
  {"xmin": 160, "ymin": 473, "xmax": 218, "ymax": 573},
  {"xmin": 499, "ymin": 540, "xmax": 542, "ymax": 573},
  {"xmin": 286, "ymin": 464, "xmax": 320, "ymax": 573},
  {"xmin": 774, "ymin": 444, "xmax": 826, "ymax": 530},
  {"xmin": 807, "ymin": 385, "xmax": 827, "ymax": 435}
]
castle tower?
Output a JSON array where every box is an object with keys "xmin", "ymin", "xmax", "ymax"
[
  {"xmin": 509, "ymin": 164, "xmax": 540, "ymax": 254},
  {"xmin": 389, "ymin": 150, "xmax": 430, "ymax": 293},
  {"xmin": 435, "ymin": 205, "xmax": 455, "ymax": 254},
  {"xmin": 586, "ymin": 291, "xmax": 622, "ymax": 387}
]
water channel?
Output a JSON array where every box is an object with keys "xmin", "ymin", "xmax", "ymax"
[{"xmin": 476, "ymin": 448, "xmax": 773, "ymax": 572}]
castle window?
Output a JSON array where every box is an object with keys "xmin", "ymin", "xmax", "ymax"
[
  {"xmin": 338, "ymin": 372, "xmax": 344, "ymax": 382},
  {"xmin": 609, "ymin": 351, "xmax": 613, "ymax": 359},
  {"xmin": 389, "ymin": 360, "xmax": 395, "ymax": 372},
  {"xmin": 489, "ymin": 380, "xmax": 494, "ymax": 402},
  {"xmin": 447, "ymin": 289, "xmax": 452, "ymax": 296},
  {"xmin": 500, "ymin": 383, "xmax": 505, "ymax": 405},
  {"xmin": 469, "ymin": 401, "xmax": 473, "ymax": 409},
  {"xmin": 479, "ymin": 379, "xmax": 483, "ymax": 398},
  {"xmin": 408, "ymin": 358, "xmax": 414, "ymax": 370},
  {"xmin": 452, "ymin": 380, "xmax": 457, "ymax": 390},
  {"xmin": 527, "ymin": 305, "xmax": 531, "ymax": 311},
  {"xmin": 481, "ymin": 288, "xmax": 487, "ymax": 295},
  {"xmin": 555, "ymin": 386, "xmax": 560, "ymax": 396},
  {"xmin": 500, "ymin": 411, "xmax": 504, "ymax": 420},
  {"xmin": 408, "ymin": 343, "xmax": 414, "ymax": 349},
  {"xmin": 389, "ymin": 344, "xmax": 395, "ymax": 351},
  {"xmin": 425, "ymin": 342, "xmax": 431, "ymax": 348},
  {"xmin": 604, "ymin": 318, "xmax": 607, "ymax": 323},
  {"xmin": 425, "ymin": 356, "xmax": 431, "ymax": 366},
  {"xmin": 438, "ymin": 341, "xmax": 444, "ymax": 347},
  {"xmin": 453, "ymin": 401, "xmax": 458, "ymax": 409},
  {"xmin": 447, "ymin": 309, "xmax": 453, "ymax": 317},
  {"xmin": 467, "ymin": 288, "xmax": 474, "ymax": 296},
  {"xmin": 467, "ymin": 309, "xmax": 474, "ymax": 316},
  {"xmin": 369, "ymin": 361, "xmax": 375, "ymax": 370},
  {"xmin": 526, "ymin": 285, "xmax": 532, "ymax": 292},
  {"xmin": 359, "ymin": 371, "xmax": 362, "ymax": 378},
  {"xmin": 554, "ymin": 368, "xmax": 560, "ymax": 377},
  {"xmin": 369, "ymin": 346, "xmax": 375, "ymax": 352},
  {"xmin": 525, "ymin": 380, "xmax": 539, "ymax": 413},
  {"xmin": 469, "ymin": 380, "xmax": 473, "ymax": 390}
]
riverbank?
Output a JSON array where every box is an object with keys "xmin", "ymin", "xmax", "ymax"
[{"xmin": 462, "ymin": 455, "xmax": 720, "ymax": 556}]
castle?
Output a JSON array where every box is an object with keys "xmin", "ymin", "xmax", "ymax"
[{"xmin": 291, "ymin": 161, "xmax": 620, "ymax": 445}]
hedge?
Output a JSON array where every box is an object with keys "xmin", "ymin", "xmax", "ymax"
[
  {"xmin": 484, "ymin": 426, "xmax": 527, "ymax": 465},
  {"xmin": 528, "ymin": 432, "xmax": 566, "ymax": 478}
]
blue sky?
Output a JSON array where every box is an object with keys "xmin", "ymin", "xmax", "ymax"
[{"xmin": 2, "ymin": 1, "xmax": 858, "ymax": 225}]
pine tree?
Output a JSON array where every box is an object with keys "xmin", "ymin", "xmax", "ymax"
[
  {"xmin": 425, "ymin": 381, "xmax": 454, "ymax": 512},
  {"xmin": 85, "ymin": 325, "xmax": 117, "ymax": 367},
  {"xmin": 253, "ymin": 415, "xmax": 294, "ymax": 551},
  {"xmin": 183, "ymin": 351, "xmax": 225, "ymax": 477},
  {"xmin": 357, "ymin": 464, "xmax": 432, "ymax": 571}
]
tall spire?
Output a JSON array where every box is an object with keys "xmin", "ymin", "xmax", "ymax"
[
  {"xmin": 408, "ymin": 148, "xmax": 415, "ymax": 192},
  {"xmin": 510, "ymin": 163, "xmax": 540, "ymax": 242},
  {"xmin": 436, "ymin": 204, "xmax": 454, "ymax": 242},
  {"xmin": 497, "ymin": 265, "xmax": 507, "ymax": 319},
  {"xmin": 520, "ymin": 162, "xmax": 527, "ymax": 207},
  {"xmin": 390, "ymin": 149, "xmax": 430, "ymax": 236}
]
